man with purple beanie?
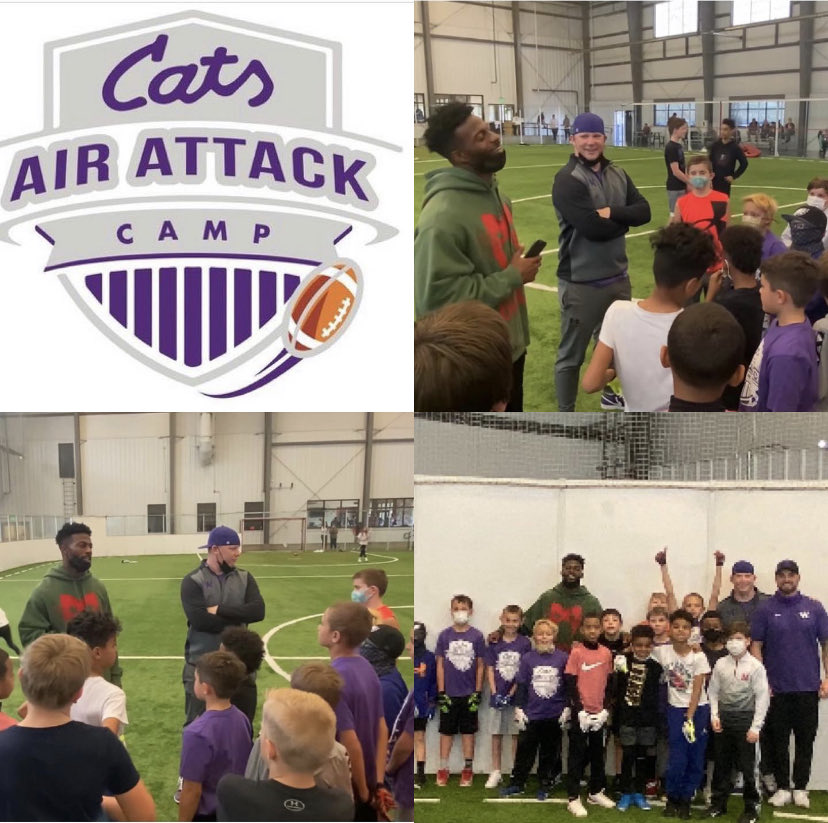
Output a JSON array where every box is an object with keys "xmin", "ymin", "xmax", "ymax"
[
  {"xmin": 750, "ymin": 560, "xmax": 828, "ymax": 810},
  {"xmin": 716, "ymin": 560, "xmax": 771, "ymax": 629},
  {"xmin": 551, "ymin": 111, "xmax": 651, "ymax": 411}
]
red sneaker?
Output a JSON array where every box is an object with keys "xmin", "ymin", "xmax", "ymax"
[
  {"xmin": 436, "ymin": 768, "xmax": 449, "ymax": 787},
  {"xmin": 460, "ymin": 768, "xmax": 473, "ymax": 787}
]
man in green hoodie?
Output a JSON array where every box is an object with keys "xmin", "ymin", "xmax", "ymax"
[
  {"xmin": 522, "ymin": 554, "xmax": 603, "ymax": 652},
  {"xmin": 19, "ymin": 522, "xmax": 121, "ymax": 685},
  {"xmin": 414, "ymin": 102, "xmax": 543, "ymax": 411}
]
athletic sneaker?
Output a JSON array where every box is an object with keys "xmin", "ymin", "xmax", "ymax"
[
  {"xmin": 761, "ymin": 774, "xmax": 777, "ymax": 796},
  {"xmin": 459, "ymin": 768, "xmax": 473, "ymax": 787},
  {"xmin": 436, "ymin": 768, "xmax": 449, "ymax": 787},
  {"xmin": 704, "ymin": 805, "xmax": 727, "ymax": 817},
  {"xmin": 677, "ymin": 801, "xmax": 692, "ymax": 820},
  {"xmin": 645, "ymin": 779, "xmax": 659, "ymax": 798},
  {"xmin": 600, "ymin": 388, "xmax": 625, "ymax": 410},
  {"xmin": 588, "ymin": 790, "xmax": 616, "ymax": 809},
  {"xmin": 567, "ymin": 798, "xmax": 588, "ymax": 817},
  {"xmin": 500, "ymin": 785, "xmax": 524, "ymax": 797},
  {"xmin": 414, "ymin": 773, "xmax": 426, "ymax": 789},
  {"xmin": 485, "ymin": 770, "xmax": 502, "ymax": 789},
  {"xmin": 768, "ymin": 789, "xmax": 792, "ymax": 807},
  {"xmin": 537, "ymin": 788, "xmax": 549, "ymax": 801},
  {"xmin": 173, "ymin": 776, "xmax": 183, "ymax": 804},
  {"xmin": 662, "ymin": 798, "xmax": 679, "ymax": 818},
  {"xmin": 738, "ymin": 809, "xmax": 759, "ymax": 823},
  {"xmin": 617, "ymin": 794, "xmax": 634, "ymax": 811},
  {"xmin": 793, "ymin": 789, "xmax": 810, "ymax": 808},
  {"xmin": 633, "ymin": 794, "xmax": 652, "ymax": 811}
]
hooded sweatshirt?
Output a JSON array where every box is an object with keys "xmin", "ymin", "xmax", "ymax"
[
  {"xmin": 414, "ymin": 166, "xmax": 529, "ymax": 361},
  {"xmin": 522, "ymin": 583, "xmax": 603, "ymax": 652},
  {"xmin": 18, "ymin": 565, "xmax": 122, "ymax": 684}
]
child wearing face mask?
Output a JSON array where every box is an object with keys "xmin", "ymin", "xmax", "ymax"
[
  {"xmin": 740, "ymin": 193, "xmax": 787, "ymax": 261},
  {"xmin": 351, "ymin": 569, "xmax": 399, "ymax": 629},
  {"xmin": 673, "ymin": 156, "xmax": 731, "ymax": 301},
  {"xmin": 781, "ymin": 178, "xmax": 828, "ymax": 250},
  {"xmin": 413, "ymin": 622, "xmax": 437, "ymax": 788},
  {"xmin": 706, "ymin": 622, "xmax": 769, "ymax": 823},
  {"xmin": 434, "ymin": 595, "xmax": 486, "ymax": 788}
]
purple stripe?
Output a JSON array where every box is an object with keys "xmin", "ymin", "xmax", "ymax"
[
  {"xmin": 45, "ymin": 252, "xmax": 319, "ymax": 272},
  {"xmin": 234, "ymin": 269, "xmax": 252, "ymax": 345},
  {"xmin": 259, "ymin": 271, "xmax": 277, "ymax": 326},
  {"xmin": 85, "ymin": 274, "xmax": 102, "ymax": 303},
  {"xmin": 34, "ymin": 225, "xmax": 55, "ymax": 245},
  {"xmin": 134, "ymin": 268, "xmax": 152, "ymax": 346},
  {"xmin": 284, "ymin": 273, "xmax": 301, "ymax": 302},
  {"xmin": 184, "ymin": 267, "xmax": 202, "ymax": 367},
  {"xmin": 159, "ymin": 267, "xmax": 177, "ymax": 359},
  {"xmin": 209, "ymin": 268, "xmax": 227, "ymax": 361},
  {"xmin": 333, "ymin": 225, "xmax": 353, "ymax": 245},
  {"xmin": 109, "ymin": 270, "xmax": 127, "ymax": 328}
]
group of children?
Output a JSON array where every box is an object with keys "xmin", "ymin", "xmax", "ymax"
[
  {"xmin": 414, "ymin": 161, "xmax": 828, "ymax": 411},
  {"xmin": 0, "ymin": 567, "xmax": 414, "ymax": 823},
  {"xmin": 414, "ymin": 562, "xmax": 769, "ymax": 823}
]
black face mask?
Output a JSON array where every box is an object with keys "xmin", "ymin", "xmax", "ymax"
[
  {"xmin": 216, "ymin": 548, "xmax": 235, "ymax": 574},
  {"xmin": 67, "ymin": 554, "xmax": 91, "ymax": 574},
  {"xmin": 702, "ymin": 628, "xmax": 723, "ymax": 643}
]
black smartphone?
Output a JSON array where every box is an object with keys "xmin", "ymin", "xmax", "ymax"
[{"xmin": 524, "ymin": 239, "xmax": 547, "ymax": 257}]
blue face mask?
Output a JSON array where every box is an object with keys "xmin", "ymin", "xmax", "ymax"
[
  {"xmin": 690, "ymin": 175, "xmax": 708, "ymax": 189},
  {"xmin": 351, "ymin": 589, "xmax": 369, "ymax": 604}
]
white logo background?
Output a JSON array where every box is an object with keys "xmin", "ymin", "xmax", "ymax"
[
  {"xmin": 0, "ymin": 2, "xmax": 411, "ymax": 409},
  {"xmin": 531, "ymin": 665, "xmax": 560, "ymax": 699},
  {"xmin": 446, "ymin": 639, "xmax": 474, "ymax": 673},
  {"xmin": 495, "ymin": 650, "xmax": 521, "ymax": 683}
]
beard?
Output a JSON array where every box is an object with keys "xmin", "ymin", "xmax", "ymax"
[
  {"xmin": 475, "ymin": 148, "xmax": 507, "ymax": 174},
  {"xmin": 68, "ymin": 555, "xmax": 91, "ymax": 574}
]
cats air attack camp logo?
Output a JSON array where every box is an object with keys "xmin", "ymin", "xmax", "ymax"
[{"xmin": 0, "ymin": 11, "xmax": 398, "ymax": 397}]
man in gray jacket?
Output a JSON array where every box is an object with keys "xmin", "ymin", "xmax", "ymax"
[
  {"xmin": 552, "ymin": 112, "xmax": 651, "ymax": 411},
  {"xmin": 716, "ymin": 560, "xmax": 770, "ymax": 630}
]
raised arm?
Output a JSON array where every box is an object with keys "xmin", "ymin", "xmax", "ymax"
[
  {"xmin": 655, "ymin": 547, "xmax": 678, "ymax": 613},
  {"xmin": 708, "ymin": 552, "xmax": 725, "ymax": 611}
]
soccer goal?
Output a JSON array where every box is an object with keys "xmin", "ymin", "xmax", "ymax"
[{"xmin": 239, "ymin": 516, "xmax": 307, "ymax": 552}]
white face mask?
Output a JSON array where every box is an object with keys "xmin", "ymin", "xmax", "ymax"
[
  {"xmin": 726, "ymin": 638, "xmax": 747, "ymax": 657},
  {"xmin": 742, "ymin": 214, "xmax": 763, "ymax": 227},
  {"xmin": 806, "ymin": 194, "xmax": 826, "ymax": 211},
  {"xmin": 453, "ymin": 610, "xmax": 469, "ymax": 625}
]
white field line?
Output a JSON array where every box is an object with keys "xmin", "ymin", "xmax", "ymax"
[
  {"xmin": 773, "ymin": 814, "xmax": 828, "ymax": 822},
  {"xmin": 1, "ymin": 573, "xmax": 414, "ymax": 582},
  {"xmin": 415, "ymin": 156, "xmax": 663, "ymax": 177},
  {"xmin": 414, "ymin": 798, "xmax": 441, "ymax": 803},
  {"xmin": 0, "ymin": 562, "xmax": 54, "ymax": 580},
  {"xmin": 513, "ymin": 184, "xmax": 803, "ymax": 205},
  {"xmin": 261, "ymin": 605, "xmax": 414, "ymax": 681}
]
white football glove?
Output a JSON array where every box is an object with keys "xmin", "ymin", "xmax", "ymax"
[
  {"xmin": 559, "ymin": 707, "xmax": 571, "ymax": 728},
  {"xmin": 589, "ymin": 709, "xmax": 609, "ymax": 731},
  {"xmin": 578, "ymin": 710, "xmax": 591, "ymax": 732},
  {"xmin": 614, "ymin": 654, "xmax": 628, "ymax": 673},
  {"xmin": 514, "ymin": 707, "xmax": 528, "ymax": 732}
]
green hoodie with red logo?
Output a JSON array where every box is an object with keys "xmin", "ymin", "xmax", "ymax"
[
  {"xmin": 414, "ymin": 166, "xmax": 530, "ymax": 361},
  {"xmin": 19, "ymin": 565, "xmax": 122, "ymax": 685}
]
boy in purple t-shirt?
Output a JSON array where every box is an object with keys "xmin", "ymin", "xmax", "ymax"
[
  {"xmin": 179, "ymin": 651, "xmax": 253, "ymax": 822},
  {"xmin": 500, "ymin": 619, "xmax": 568, "ymax": 800},
  {"xmin": 435, "ymin": 594, "xmax": 486, "ymax": 788},
  {"xmin": 739, "ymin": 251, "xmax": 819, "ymax": 411},
  {"xmin": 484, "ymin": 604, "xmax": 533, "ymax": 789},
  {"xmin": 318, "ymin": 601, "xmax": 387, "ymax": 821}
]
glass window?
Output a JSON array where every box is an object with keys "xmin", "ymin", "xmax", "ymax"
[
  {"xmin": 728, "ymin": 99, "xmax": 785, "ymax": 128},
  {"xmin": 307, "ymin": 499, "xmax": 360, "ymax": 530},
  {"xmin": 243, "ymin": 501, "xmax": 264, "ymax": 532},
  {"xmin": 732, "ymin": 0, "xmax": 790, "ymax": 25},
  {"xmin": 653, "ymin": 102, "xmax": 696, "ymax": 128},
  {"xmin": 196, "ymin": 502, "xmax": 216, "ymax": 532},
  {"xmin": 654, "ymin": 0, "xmax": 699, "ymax": 37},
  {"xmin": 147, "ymin": 504, "xmax": 166, "ymax": 534},
  {"xmin": 369, "ymin": 497, "xmax": 414, "ymax": 528},
  {"xmin": 434, "ymin": 94, "xmax": 484, "ymax": 119},
  {"xmin": 414, "ymin": 93, "xmax": 425, "ymax": 123}
]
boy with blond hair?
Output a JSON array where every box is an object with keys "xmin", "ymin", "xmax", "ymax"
[
  {"xmin": 179, "ymin": 650, "xmax": 253, "ymax": 822},
  {"xmin": 217, "ymin": 688, "xmax": 353, "ymax": 821},
  {"xmin": 739, "ymin": 251, "xmax": 819, "ymax": 411},
  {"xmin": 0, "ymin": 634, "xmax": 155, "ymax": 821},
  {"xmin": 318, "ymin": 601, "xmax": 387, "ymax": 821},
  {"xmin": 66, "ymin": 609, "xmax": 128, "ymax": 737}
]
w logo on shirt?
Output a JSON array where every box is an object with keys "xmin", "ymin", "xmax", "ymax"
[{"xmin": 800, "ymin": 611, "xmax": 811, "ymax": 619}]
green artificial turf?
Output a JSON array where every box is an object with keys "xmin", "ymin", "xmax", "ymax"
[
  {"xmin": 414, "ymin": 143, "xmax": 828, "ymax": 411},
  {"xmin": 0, "ymin": 549, "xmax": 413, "ymax": 822},
  {"xmin": 414, "ymin": 774, "xmax": 828, "ymax": 822}
]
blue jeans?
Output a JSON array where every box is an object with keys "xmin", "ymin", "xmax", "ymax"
[{"xmin": 665, "ymin": 703, "xmax": 711, "ymax": 801}]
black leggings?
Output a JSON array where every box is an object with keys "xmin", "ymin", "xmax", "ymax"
[{"xmin": 0, "ymin": 625, "xmax": 20, "ymax": 655}]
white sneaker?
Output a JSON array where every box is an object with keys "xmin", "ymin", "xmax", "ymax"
[
  {"xmin": 485, "ymin": 770, "xmax": 502, "ymax": 789},
  {"xmin": 761, "ymin": 774, "xmax": 777, "ymax": 795},
  {"xmin": 793, "ymin": 790, "xmax": 810, "ymax": 808},
  {"xmin": 588, "ymin": 791, "xmax": 616, "ymax": 809},
  {"xmin": 568, "ymin": 798, "xmax": 588, "ymax": 817},
  {"xmin": 768, "ymin": 789, "xmax": 792, "ymax": 807}
]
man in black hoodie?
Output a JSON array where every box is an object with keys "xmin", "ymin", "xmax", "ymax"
[{"xmin": 552, "ymin": 112, "xmax": 651, "ymax": 412}]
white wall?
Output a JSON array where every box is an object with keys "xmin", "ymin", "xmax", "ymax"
[{"xmin": 415, "ymin": 476, "xmax": 828, "ymax": 786}]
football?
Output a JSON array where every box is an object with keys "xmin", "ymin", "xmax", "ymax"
[{"xmin": 284, "ymin": 260, "xmax": 362, "ymax": 357}]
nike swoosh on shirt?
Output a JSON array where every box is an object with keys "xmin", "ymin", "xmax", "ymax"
[{"xmin": 581, "ymin": 661, "xmax": 604, "ymax": 671}]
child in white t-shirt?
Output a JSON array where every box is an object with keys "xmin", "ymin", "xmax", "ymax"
[
  {"xmin": 582, "ymin": 223, "xmax": 717, "ymax": 411},
  {"xmin": 66, "ymin": 610, "xmax": 128, "ymax": 737}
]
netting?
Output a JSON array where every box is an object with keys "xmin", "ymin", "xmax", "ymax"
[{"xmin": 415, "ymin": 413, "xmax": 828, "ymax": 482}]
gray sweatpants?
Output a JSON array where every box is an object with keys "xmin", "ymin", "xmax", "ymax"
[{"xmin": 555, "ymin": 277, "xmax": 631, "ymax": 412}]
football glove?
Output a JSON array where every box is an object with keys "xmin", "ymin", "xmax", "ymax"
[
  {"xmin": 578, "ymin": 710, "xmax": 591, "ymax": 732},
  {"xmin": 467, "ymin": 691, "xmax": 482, "ymax": 713},
  {"xmin": 614, "ymin": 654, "xmax": 628, "ymax": 673},
  {"xmin": 514, "ymin": 707, "xmax": 528, "ymax": 732},
  {"xmin": 589, "ymin": 709, "xmax": 609, "ymax": 731},
  {"xmin": 559, "ymin": 707, "xmax": 571, "ymax": 728},
  {"xmin": 438, "ymin": 692, "xmax": 451, "ymax": 714},
  {"xmin": 682, "ymin": 718, "xmax": 696, "ymax": 743}
]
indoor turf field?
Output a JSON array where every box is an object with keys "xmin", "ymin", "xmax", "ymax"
[
  {"xmin": 0, "ymin": 548, "xmax": 413, "ymax": 822},
  {"xmin": 415, "ymin": 142, "xmax": 828, "ymax": 411}
]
